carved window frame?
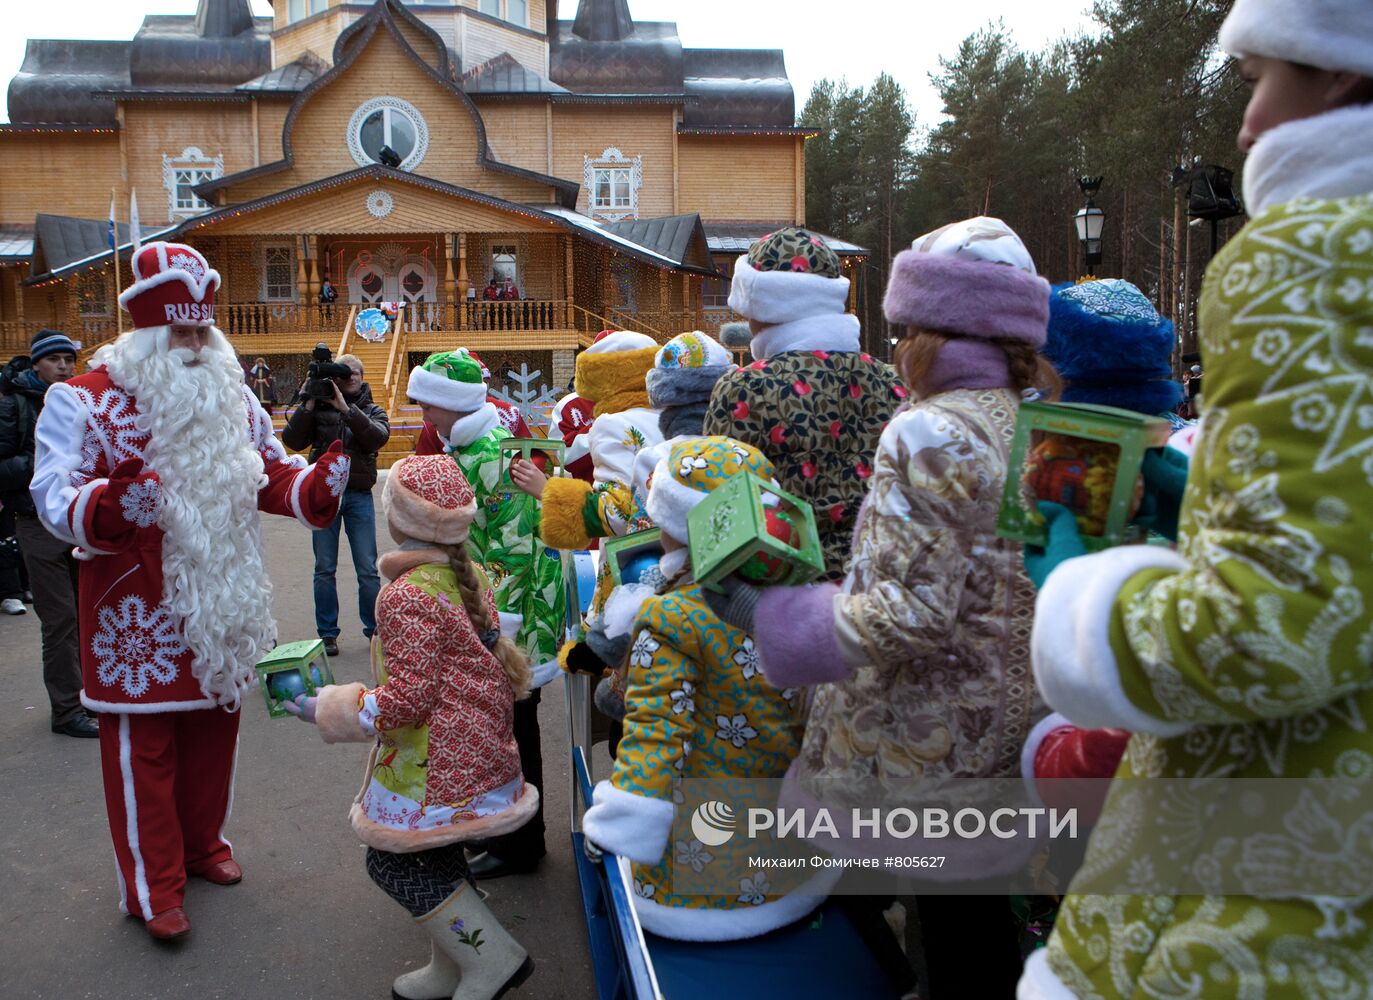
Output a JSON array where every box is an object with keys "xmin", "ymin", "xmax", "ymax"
[
  {"xmin": 163, "ymin": 147, "xmax": 224, "ymax": 219},
  {"xmin": 347, "ymin": 97, "xmax": 430, "ymax": 173},
  {"xmin": 259, "ymin": 241, "xmax": 297, "ymax": 303},
  {"xmin": 584, "ymin": 147, "xmax": 643, "ymax": 222}
]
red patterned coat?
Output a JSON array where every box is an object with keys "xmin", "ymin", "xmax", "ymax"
[
  {"xmin": 30, "ymin": 367, "xmax": 346, "ymax": 714},
  {"xmin": 314, "ymin": 547, "xmax": 539, "ymax": 852}
]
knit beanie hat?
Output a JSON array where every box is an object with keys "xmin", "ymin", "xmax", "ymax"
[
  {"xmin": 407, "ymin": 348, "xmax": 487, "ymax": 412},
  {"xmin": 574, "ymin": 330, "xmax": 659, "ymax": 415},
  {"xmin": 1046, "ymin": 279, "xmax": 1182, "ymax": 415},
  {"xmin": 383, "ymin": 454, "xmax": 478, "ymax": 546},
  {"xmin": 29, "ymin": 328, "xmax": 79, "ymax": 363},
  {"xmin": 1220, "ymin": 0, "xmax": 1373, "ymax": 78},
  {"xmin": 645, "ymin": 436, "xmax": 776, "ymax": 544},
  {"xmin": 728, "ymin": 228, "xmax": 850, "ymax": 324},
  {"xmin": 884, "ymin": 217, "xmax": 1050, "ymax": 345},
  {"xmin": 646, "ymin": 331, "xmax": 735, "ymax": 409}
]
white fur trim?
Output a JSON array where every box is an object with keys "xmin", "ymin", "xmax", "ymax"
[
  {"xmin": 1220, "ymin": 0, "xmax": 1373, "ymax": 80},
  {"xmin": 1032, "ymin": 546, "xmax": 1192, "ymax": 736},
  {"xmin": 586, "ymin": 331, "xmax": 658, "ymax": 355},
  {"xmin": 445, "ymin": 403, "xmax": 499, "ymax": 448},
  {"xmin": 601, "ymin": 583, "xmax": 655, "ymax": 638},
  {"xmin": 1018, "ymin": 948, "xmax": 1078, "ymax": 1000},
  {"xmin": 1020, "ymin": 712, "xmax": 1071, "ymax": 811},
  {"xmin": 644, "ymin": 455, "xmax": 704, "ymax": 543},
  {"xmin": 498, "ymin": 611, "xmax": 523, "ymax": 639},
  {"xmin": 728, "ymin": 257, "xmax": 850, "ymax": 326},
  {"xmin": 217, "ymin": 736, "xmax": 239, "ymax": 857},
  {"xmin": 566, "ymin": 433, "xmax": 592, "ymax": 467},
  {"xmin": 83, "ymin": 692, "xmax": 218, "ymax": 714},
  {"xmin": 748, "ymin": 313, "xmax": 862, "ymax": 360},
  {"xmin": 70, "ymin": 479, "xmax": 118, "ymax": 556},
  {"xmin": 632, "ymin": 867, "xmax": 841, "ymax": 942},
  {"xmin": 582, "ymin": 780, "xmax": 675, "ymax": 864},
  {"xmin": 1240, "ymin": 104, "xmax": 1373, "ymax": 214},
  {"xmin": 407, "ymin": 365, "xmax": 487, "ymax": 412},
  {"xmin": 117, "ymin": 714, "xmax": 153, "ymax": 920},
  {"xmin": 117, "ymin": 243, "xmax": 221, "ymax": 318},
  {"xmin": 288, "ymin": 462, "xmax": 316, "ymax": 528}
]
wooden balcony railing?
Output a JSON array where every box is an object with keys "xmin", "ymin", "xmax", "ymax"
[
  {"xmin": 220, "ymin": 303, "xmax": 345, "ymax": 336},
  {"xmin": 0, "ymin": 318, "xmax": 120, "ymax": 355}
]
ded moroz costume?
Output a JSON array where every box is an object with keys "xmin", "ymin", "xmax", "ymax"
[{"xmin": 28, "ymin": 242, "xmax": 349, "ymax": 938}]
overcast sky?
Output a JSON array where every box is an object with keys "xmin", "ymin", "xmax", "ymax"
[{"xmin": 2, "ymin": 0, "xmax": 1097, "ymax": 125}]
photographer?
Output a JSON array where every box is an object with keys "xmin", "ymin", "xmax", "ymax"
[{"xmin": 283, "ymin": 351, "xmax": 389, "ymax": 656}]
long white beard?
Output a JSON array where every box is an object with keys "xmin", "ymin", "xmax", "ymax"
[{"xmin": 96, "ymin": 326, "xmax": 276, "ymax": 709}]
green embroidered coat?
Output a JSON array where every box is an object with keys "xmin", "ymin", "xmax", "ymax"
[
  {"xmin": 448, "ymin": 427, "xmax": 565, "ymax": 664},
  {"xmin": 1023, "ymin": 196, "xmax": 1373, "ymax": 998}
]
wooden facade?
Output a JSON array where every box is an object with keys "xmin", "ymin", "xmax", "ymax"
[{"xmin": 0, "ymin": 0, "xmax": 845, "ymax": 452}]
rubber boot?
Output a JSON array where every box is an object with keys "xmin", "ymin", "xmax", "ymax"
[{"xmin": 402, "ymin": 882, "xmax": 534, "ymax": 1000}]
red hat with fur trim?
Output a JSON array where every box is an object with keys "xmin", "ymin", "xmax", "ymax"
[
  {"xmin": 383, "ymin": 454, "xmax": 478, "ymax": 545},
  {"xmin": 118, "ymin": 241, "xmax": 221, "ymax": 330}
]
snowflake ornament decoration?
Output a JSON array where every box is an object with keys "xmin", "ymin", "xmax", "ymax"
[
  {"xmin": 325, "ymin": 459, "xmax": 350, "ymax": 498},
  {"xmin": 168, "ymin": 252, "xmax": 207, "ymax": 282},
  {"xmin": 91, "ymin": 595, "xmax": 187, "ymax": 697},
  {"xmin": 488, "ymin": 363, "xmax": 561, "ymax": 431},
  {"xmin": 119, "ymin": 479, "xmax": 162, "ymax": 528}
]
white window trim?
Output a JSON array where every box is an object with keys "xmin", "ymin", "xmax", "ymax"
[
  {"xmin": 260, "ymin": 241, "xmax": 297, "ymax": 303},
  {"xmin": 162, "ymin": 147, "xmax": 224, "ymax": 220},
  {"xmin": 487, "ymin": 240, "xmax": 522, "ymax": 290},
  {"xmin": 285, "ymin": 0, "xmax": 328, "ymax": 26},
  {"xmin": 77, "ymin": 272, "xmax": 111, "ymax": 317},
  {"xmin": 584, "ymin": 147, "xmax": 643, "ymax": 221},
  {"xmin": 347, "ymin": 97, "xmax": 430, "ymax": 172},
  {"xmin": 476, "ymin": 0, "xmax": 528, "ymax": 28}
]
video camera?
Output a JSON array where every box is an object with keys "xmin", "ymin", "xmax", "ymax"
[{"xmin": 303, "ymin": 343, "xmax": 353, "ymax": 401}]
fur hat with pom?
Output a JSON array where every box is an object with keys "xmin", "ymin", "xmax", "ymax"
[
  {"xmin": 1045, "ymin": 279, "xmax": 1182, "ymax": 415},
  {"xmin": 383, "ymin": 455, "xmax": 478, "ymax": 546}
]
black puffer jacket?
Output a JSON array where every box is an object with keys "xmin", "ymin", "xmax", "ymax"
[
  {"xmin": 0, "ymin": 368, "xmax": 50, "ymax": 515},
  {"xmin": 281, "ymin": 383, "xmax": 390, "ymax": 491}
]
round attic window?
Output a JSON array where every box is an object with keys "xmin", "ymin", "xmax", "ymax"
[{"xmin": 347, "ymin": 97, "xmax": 429, "ymax": 172}]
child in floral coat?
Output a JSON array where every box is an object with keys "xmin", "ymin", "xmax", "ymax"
[
  {"xmin": 710, "ymin": 218, "xmax": 1056, "ymax": 994},
  {"xmin": 582, "ymin": 436, "xmax": 837, "ymax": 941},
  {"xmin": 1020, "ymin": 2, "xmax": 1373, "ymax": 996},
  {"xmin": 285, "ymin": 455, "xmax": 537, "ymax": 1000}
]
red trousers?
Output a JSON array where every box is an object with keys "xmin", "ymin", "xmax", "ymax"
[{"xmin": 97, "ymin": 708, "xmax": 240, "ymax": 919}]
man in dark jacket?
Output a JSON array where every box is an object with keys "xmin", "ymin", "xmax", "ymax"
[
  {"xmin": 0, "ymin": 329, "xmax": 96, "ymax": 737},
  {"xmin": 282, "ymin": 354, "xmax": 390, "ymax": 656}
]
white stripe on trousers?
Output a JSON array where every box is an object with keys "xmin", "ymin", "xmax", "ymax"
[
  {"xmin": 217, "ymin": 736, "xmax": 240, "ymax": 856},
  {"xmin": 117, "ymin": 715, "xmax": 153, "ymax": 920}
]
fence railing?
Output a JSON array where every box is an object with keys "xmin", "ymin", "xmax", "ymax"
[
  {"xmin": 220, "ymin": 303, "xmax": 345, "ymax": 336},
  {"xmin": 0, "ymin": 318, "xmax": 119, "ymax": 356}
]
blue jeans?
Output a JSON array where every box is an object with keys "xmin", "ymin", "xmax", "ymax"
[{"xmin": 311, "ymin": 488, "xmax": 381, "ymax": 640}]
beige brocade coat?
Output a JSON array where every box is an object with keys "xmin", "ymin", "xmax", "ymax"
[{"xmin": 779, "ymin": 388, "xmax": 1046, "ymax": 874}]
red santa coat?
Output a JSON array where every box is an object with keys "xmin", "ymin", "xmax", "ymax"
[{"xmin": 31, "ymin": 367, "xmax": 343, "ymax": 714}]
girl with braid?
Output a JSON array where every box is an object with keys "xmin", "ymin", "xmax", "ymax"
[
  {"xmin": 707, "ymin": 218, "xmax": 1058, "ymax": 997},
  {"xmin": 283, "ymin": 455, "xmax": 537, "ymax": 1000}
]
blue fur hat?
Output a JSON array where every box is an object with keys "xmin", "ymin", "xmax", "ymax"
[{"xmin": 1045, "ymin": 280, "xmax": 1182, "ymax": 415}]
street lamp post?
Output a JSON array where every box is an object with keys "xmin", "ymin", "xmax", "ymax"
[{"xmin": 1074, "ymin": 175, "xmax": 1106, "ymax": 278}]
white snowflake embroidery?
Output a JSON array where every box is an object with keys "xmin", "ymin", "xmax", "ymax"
[
  {"xmin": 118, "ymin": 479, "xmax": 161, "ymax": 528},
  {"xmin": 737, "ymin": 872, "xmax": 771, "ymax": 905},
  {"xmin": 324, "ymin": 459, "xmax": 349, "ymax": 498},
  {"xmin": 715, "ymin": 713, "xmax": 758, "ymax": 748},
  {"xmin": 732, "ymin": 637, "xmax": 760, "ymax": 680},
  {"xmin": 670, "ymin": 681, "xmax": 695, "ymax": 716},
  {"xmin": 675, "ymin": 839, "xmax": 714, "ymax": 873},
  {"xmin": 91, "ymin": 595, "xmax": 187, "ymax": 697},
  {"xmin": 630, "ymin": 630, "xmax": 660, "ymax": 669},
  {"xmin": 168, "ymin": 252, "xmax": 206, "ymax": 282}
]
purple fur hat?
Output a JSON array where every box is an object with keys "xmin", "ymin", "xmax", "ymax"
[{"xmin": 883, "ymin": 216, "xmax": 1050, "ymax": 345}]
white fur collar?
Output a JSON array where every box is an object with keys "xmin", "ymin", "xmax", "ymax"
[
  {"xmin": 1244, "ymin": 104, "xmax": 1373, "ymax": 214},
  {"xmin": 750, "ymin": 313, "xmax": 862, "ymax": 361},
  {"xmin": 443, "ymin": 403, "xmax": 500, "ymax": 448},
  {"xmin": 728, "ymin": 256, "xmax": 851, "ymax": 325}
]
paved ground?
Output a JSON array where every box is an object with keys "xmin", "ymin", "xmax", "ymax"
[{"xmin": 0, "ymin": 481, "xmax": 603, "ymax": 1000}]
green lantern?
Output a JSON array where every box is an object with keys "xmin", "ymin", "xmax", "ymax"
[
  {"xmin": 996, "ymin": 401, "xmax": 1173, "ymax": 552},
  {"xmin": 255, "ymin": 639, "xmax": 334, "ymax": 719},
  {"xmin": 687, "ymin": 475, "xmax": 825, "ymax": 593}
]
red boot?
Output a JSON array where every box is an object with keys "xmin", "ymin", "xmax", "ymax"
[{"xmin": 146, "ymin": 907, "xmax": 191, "ymax": 940}]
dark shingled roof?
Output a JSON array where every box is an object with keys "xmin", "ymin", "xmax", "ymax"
[
  {"xmin": 237, "ymin": 55, "xmax": 328, "ymax": 95},
  {"xmin": 704, "ymin": 223, "xmax": 869, "ymax": 258},
  {"xmin": 31, "ymin": 214, "xmax": 129, "ymax": 275},
  {"xmin": 552, "ymin": 0, "xmax": 795, "ymax": 128},
  {"xmin": 6, "ymin": 0, "xmax": 270, "ymax": 124},
  {"xmin": 462, "ymin": 54, "xmax": 568, "ymax": 95},
  {"xmin": 603, "ymin": 214, "xmax": 714, "ymax": 272}
]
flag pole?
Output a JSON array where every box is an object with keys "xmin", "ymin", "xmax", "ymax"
[{"xmin": 111, "ymin": 187, "xmax": 124, "ymax": 338}]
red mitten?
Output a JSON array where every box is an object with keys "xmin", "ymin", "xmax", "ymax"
[
  {"xmin": 1034, "ymin": 725, "xmax": 1130, "ymax": 826},
  {"xmin": 304, "ymin": 441, "xmax": 350, "ymax": 522},
  {"xmin": 90, "ymin": 458, "xmax": 163, "ymax": 551}
]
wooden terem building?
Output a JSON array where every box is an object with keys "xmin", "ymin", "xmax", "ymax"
[{"xmin": 0, "ymin": 0, "xmax": 866, "ymax": 447}]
